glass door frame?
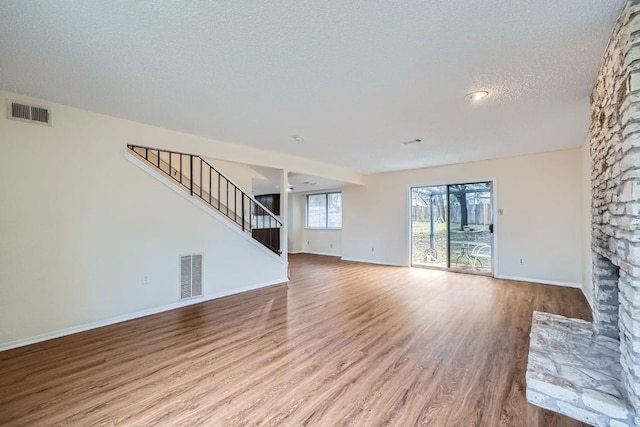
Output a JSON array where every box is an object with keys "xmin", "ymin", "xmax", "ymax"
[
  {"xmin": 410, "ymin": 185, "xmax": 449, "ymax": 270},
  {"xmin": 410, "ymin": 180, "xmax": 496, "ymax": 277}
]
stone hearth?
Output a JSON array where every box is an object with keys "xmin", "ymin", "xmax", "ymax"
[{"xmin": 527, "ymin": 312, "xmax": 631, "ymax": 426}]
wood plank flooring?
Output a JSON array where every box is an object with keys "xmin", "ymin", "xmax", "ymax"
[{"xmin": 0, "ymin": 254, "xmax": 591, "ymax": 426}]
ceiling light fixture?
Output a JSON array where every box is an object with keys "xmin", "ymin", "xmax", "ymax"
[
  {"xmin": 291, "ymin": 136, "xmax": 304, "ymax": 142},
  {"xmin": 465, "ymin": 90, "xmax": 489, "ymax": 102}
]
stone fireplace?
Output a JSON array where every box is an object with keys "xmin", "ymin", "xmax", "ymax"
[
  {"xmin": 592, "ymin": 254, "xmax": 621, "ymax": 340},
  {"xmin": 526, "ymin": 1, "xmax": 640, "ymax": 426}
]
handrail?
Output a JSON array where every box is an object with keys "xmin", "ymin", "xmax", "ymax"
[
  {"xmin": 126, "ymin": 144, "xmax": 282, "ymax": 254},
  {"xmin": 127, "ymin": 144, "xmax": 279, "ymax": 218}
]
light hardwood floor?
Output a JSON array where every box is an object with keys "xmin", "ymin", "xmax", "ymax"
[{"xmin": 0, "ymin": 254, "xmax": 590, "ymax": 426}]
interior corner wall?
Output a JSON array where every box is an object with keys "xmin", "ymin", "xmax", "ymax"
[
  {"xmin": 0, "ymin": 93, "xmax": 287, "ymax": 347},
  {"xmin": 287, "ymin": 194, "xmax": 304, "ymax": 253},
  {"xmin": 288, "ymin": 193, "xmax": 342, "ymax": 256},
  {"xmin": 342, "ymin": 149, "xmax": 584, "ymax": 285},
  {"xmin": 581, "ymin": 139, "xmax": 595, "ymax": 307}
]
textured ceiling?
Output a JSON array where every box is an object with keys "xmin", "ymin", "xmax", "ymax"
[
  {"xmin": 250, "ymin": 165, "xmax": 347, "ymax": 196},
  {"xmin": 0, "ymin": 0, "xmax": 625, "ymax": 173}
]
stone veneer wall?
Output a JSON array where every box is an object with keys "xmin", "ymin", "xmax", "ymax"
[{"xmin": 590, "ymin": 0, "xmax": 640, "ymax": 416}]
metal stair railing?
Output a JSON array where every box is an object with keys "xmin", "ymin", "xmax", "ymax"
[{"xmin": 127, "ymin": 144, "xmax": 282, "ymax": 254}]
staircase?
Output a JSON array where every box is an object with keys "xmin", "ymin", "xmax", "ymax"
[{"xmin": 126, "ymin": 144, "xmax": 282, "ymax": 254}]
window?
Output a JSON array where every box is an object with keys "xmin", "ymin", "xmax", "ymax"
[{"xmin": 307, "ymin": 192, "xmax": 342, "ymax": 229}]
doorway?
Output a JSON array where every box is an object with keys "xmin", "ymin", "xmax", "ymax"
[{"xmin": 411, "ymin": 181, "xmax": 493, "ymax": 275}]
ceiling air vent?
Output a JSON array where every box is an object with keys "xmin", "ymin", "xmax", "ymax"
[
  {"xmin": 7, "ymin": 101, "xmax": 52, "ymax": 126},
  {"xmin": 180, "ymin": 254, "xmax": 203, "ymax": 300}
]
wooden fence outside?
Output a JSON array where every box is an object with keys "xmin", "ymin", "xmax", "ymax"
[{"xmin": 412, "ymin": 203, "xmax": 491, "ymax": 225}]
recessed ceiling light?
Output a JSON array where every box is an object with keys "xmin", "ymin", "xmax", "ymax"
[
  {"xmin": 291, "ymin": 136, "xmax": 304, "ymax": 142},
  {"xmin": 465, "ymin": 91, "xmax": 489, "ymax": 102}
]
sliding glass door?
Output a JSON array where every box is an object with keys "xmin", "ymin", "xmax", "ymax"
[
  {"xmin": 411, "ymin": 181, "xmax": 493, "ymax": 275},
  {"xmin": 411, "ymin": 186, "xmax": 449, "ymax": 269}
]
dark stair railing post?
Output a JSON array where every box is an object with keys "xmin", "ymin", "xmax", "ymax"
[{"xmin": 190, "ymin": 155, "xmax": 194, "ymax": 196}]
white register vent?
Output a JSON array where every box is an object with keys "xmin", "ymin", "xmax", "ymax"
[{"xmin": 180, "ymin": 253, "xmax": 203, "ymax": 299}]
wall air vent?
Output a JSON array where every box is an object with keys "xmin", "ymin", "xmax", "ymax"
[
  {"xmin": 11, "ymin": 102, "xmax": 30, "ymax": 120},
  {"xmin": 7, "ymin": 100, "xmax": 52, "ymax": 125},
  {"xmin": 31, "ymin": 106, "xmax": 50, "ymax": 124},
  {"xmin": 180, "ymin": 254, "xmax": 203, "ymax": 300}
]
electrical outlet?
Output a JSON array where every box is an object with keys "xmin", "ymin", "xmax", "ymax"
[
  {"xmin": 142, "ymin": 274, "xmax": 150, "ymax": 285},
  {"xmin": 307, "ymin": 241, "xmax": 310, "ymax": 245},
  {"xmin": 519, "ymin": 259, "xmax": 523, "ymax": 264},
  {"xmin": 330, "ymin": 243, "xmax": 333, "ymax": 248},
  {"xmin": 498, "ymin": 209, "xmax": 504, "ymax": 215},
  {"xmin": 372, "ymin": 247, "xmax": 375, "ymax": 252}
]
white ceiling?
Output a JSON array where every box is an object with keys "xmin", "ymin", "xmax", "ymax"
[
  {"xmin": 0, "ymin": 1, "xmax": 624, "ymax": 173},
  {"xmin": 250, "ymin": 165, "xmax": 346, "ymax": 196}
]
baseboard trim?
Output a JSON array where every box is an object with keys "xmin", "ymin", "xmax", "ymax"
[
  {"xmin": 582, "ymin": 288, "xmax": 595, "ymax": 311},
  {"xmin": 340, "ymin": 257, "xmax": 405, "ymax": 267},
  {"xmin": 0, "ymin": 277, "xmax": 288, "ymax": 352},
  {"xmin": 494, "ymin": 274, "xmax": 581, "ymax": 289},
  {"xmin": 289, "ymin": 251, "xmax": 342, "ymax": 257},
  {"xmin": 302, "ymin": 251, "xmax": 342, "ymax": 257}
]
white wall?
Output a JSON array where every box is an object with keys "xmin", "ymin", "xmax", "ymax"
[
  {"xmin": 300, "ymin": 229, "xmax": 342, "ymax": 256},
  {"xmin": 0, "ymin": 92, "xmax": 288, "ymax": 348},
  {"xmin": 208, "ymin": 158, "xmax": 266, "ymax": 194},
  {"xmin": 342, "ymin": 149, "xmax": 584, "ymax": 285},
  {"xmin": 581, "ymin": 139, "xmax": 594, "ymax": 307},
  {"xmin": 288, "ymin": 194, "xmax": 304, "ymax": 253}
]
